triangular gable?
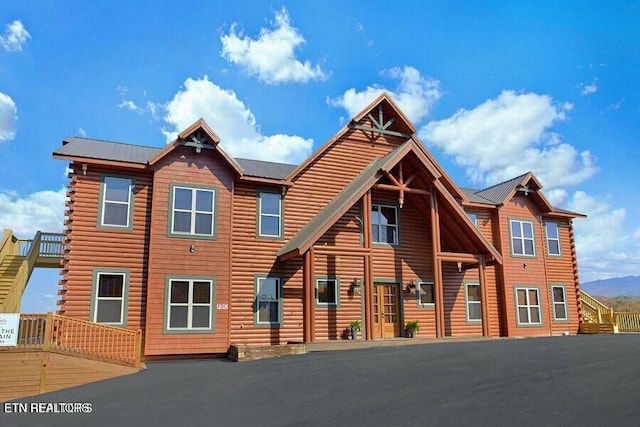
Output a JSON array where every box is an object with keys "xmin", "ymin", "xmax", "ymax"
[
  {"xmin": 148, "ymin": 118, "xmax": 243, "ymax": 175},
  {"xmin": 476, "ymin": 172, "xmax": 553, "ymax": 212},
  {"xmin": 277, "ymin": 139, "xmax": 502, "ymax": 264},
  {"xmin": 286, "ymin": 93, "xmax": 415, "ymax": 182}
]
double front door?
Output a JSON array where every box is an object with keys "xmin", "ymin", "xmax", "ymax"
[{"xmin": 373, "ymin": 283, "xmax": 402, "ymax": 338}]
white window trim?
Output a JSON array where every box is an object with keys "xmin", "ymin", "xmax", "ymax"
[
  {"xmin": 100, "ymin": 176, "xmax": 132, "ymax": 228},
  {"xmin": 256, "ymin": 276, "xmax": 282, "ymax": 326},
  {"xmin": 372, "ymin": 203, "xmax": 399, "ymax": 245},
  {"xmin": 516, "ymin": 287, "xmax": 542, "ymax": 325},
  {"xmin": 552, "ymin": 285, "xmax": 568, "ymax": 321},
  {"xmin": 315, "ymin": 277, "xmax": 339, "ymax": 306},
  {"xmin": 465, "ymin": 283, "xmax": 482, "ymax": 322},
  {"xmin": 510, "ymin": 219, "xmax": 536, "ymax": 256},
  {"xmin": 545, "ymin": 222, "xmax": 561, "ymax": 256},
  {"xmin": 258, "ymin": 192, "xmax": 282, "ymax": 238},
  {"xmin": 417, "ymin": 280, "xmax": 435, "ymax": 307},
  {"xmin": 166, "ymin": 279, "xmax": 214, "ymax": 331},
  {"xmin": 92, "ymin": 271, "xmax": 127, "ymax": 326},
  {"xmin": 171, "ymin": 186, "xmax": 215, "ymax": 237}
]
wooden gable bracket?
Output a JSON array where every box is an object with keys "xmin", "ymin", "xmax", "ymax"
[
  {"xmin": 375, "ymin": 162, "xmax": 430, "ymax": 208},
  {"xmin": 183, "ymin": 131, "xmax": 214, "ymax": 154},
  {"xmin": 352, "ymin": 104, "xmax": 412, "ymax": 139}
]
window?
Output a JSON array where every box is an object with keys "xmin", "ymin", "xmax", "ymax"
[
  {"xmin": 545, "ymin": 222, "xmax": 561, "ymax": 256},
  {"xmin": 316, "ymin": 278, "xmax": 339, "ymax": 306},
  {"xmin": 516, "ymin": 287, "xmax": 542, "ymax": 325},
  {"xmin": 467, "ymin": 212, "xmax": 478, "ymax": 227},
  {"xmin": 552, "ymin": 285, "xmax": 568, "ymax": 321},
  {"xmin": 255, "ymin": 276, "xmax": 281, "ymax": 326},
  {"xmin": 418, "ymin": 281, "xmax": 434, "ymax": 307},
  {"xmin": 92, "ymin": 271, "xmax": 127, "ymax": 325},
  {"xmin": 170, "ymin": 185, "xmax": 215, "ymax": 237},
  {"xmin": 258, "ymin": 192, "xmax": 283, "ymax": 238},
  {"xmin": 166, "ymin": 278, "xmax": 214, "ymax": 331},
  {"xmin": 371, "ymin": 204, "xmax": 398, "ymax": 244},
  {"xmin": 466, "ymin": 283, "xmax": 482, "ymax": 322},
  {"xmin": 510, "ymin": 219, "xmax": 535, "ymax": 256},
  {"xmin": 100, "ymin": 176, "xmax": 132, "ymax": 228}
]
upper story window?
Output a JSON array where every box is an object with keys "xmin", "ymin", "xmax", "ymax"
[
  {"xmin": 170, "ymin": 185, "xmax": 215, "ymax": 237},
  {"xmin": 258, "ymin": 191, "xmax": 283, "ymax": 238},
  {"xmin": 372, "ymin": 204, "xmax": 398, "ymax": 245},
  {"xmin": 510, "ymin": 219, "xmax": 535, "ymax": 256},
  {"xmin": 545, "ymin": 222, "xmax": 561, "ymax": 256},
  {"xmin": 100, "ymin": 176, "xmax": 133, "ymax": 229}
]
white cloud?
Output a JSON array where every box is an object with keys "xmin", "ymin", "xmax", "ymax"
[
  {"xmin": 78, "ymin": 127, "xmax": 87, "ymax": 137},
  {"xmin": 0, "ymin": 188, "xmax": 66, "ymax": 237},
  {"xmin": 162, "ymin": 76, "xmax": 313, "ymax": 164},
  {"xmin": 0, "ymin": 20, "xmax": 31, "ymax": 52},
  {"xmin": 579, "ymin": 78, "xmax": 598, "ymax": 96},
  {"xmin": 328, "ymin": 66, "xmax": 441, "ymax": 124},
  {"xmin": 420, "ymin": 90, "xmax": 598, "ymax": 191},
  {"xmin": 567, "ymin": 191, "xmax": 640, "ymax": 282},
  {"xmin": 118, "ymin": 99, "xmax": 141, "ymax": 112},
  {"xmin": 0, "ymin": 92, "xmax": 17, "ymax": 141},
  {"xmin": 220, "ymin": 7, "xmax": 326, "ymax": 84}
]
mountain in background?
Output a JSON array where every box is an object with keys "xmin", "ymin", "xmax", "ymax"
[{"xmin": 581, "ymin": 275, "xmax": 640, "ymax": 297}]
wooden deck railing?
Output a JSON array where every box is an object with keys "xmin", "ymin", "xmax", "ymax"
[
  {"xmin": 6, "ymin": 313, "xmax": 142, "ymax": 368},
  {"xmin": 614, "ymin": 312, "xmax": 640, "ymax": 333},
  {"xmin": 18, "ymin": 232, "xmax": 65, "ymax": 258}
]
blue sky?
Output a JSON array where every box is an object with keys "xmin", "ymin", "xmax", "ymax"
[{"xmin": 1, "ymin": 1, "xmax": 639, "ymax": 312}]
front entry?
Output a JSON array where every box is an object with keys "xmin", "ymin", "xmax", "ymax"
[{"xmin": 373, "ymin": 283, "xmax": 402, "ymax": 338}]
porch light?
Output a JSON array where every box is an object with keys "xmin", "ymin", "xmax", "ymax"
[
  {"xmin": 350, "ymin": 278, "xmax": 362, "ymax": 294},
  {"xmin": 457, "ymin": 262, "xmax": 462, "ymax": 273},
  {"xmin": 405, "ymin": 280, "xmax": 416, "ymax": 293}
]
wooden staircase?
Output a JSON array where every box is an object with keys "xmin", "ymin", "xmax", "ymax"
[
  {"xmin": 0, "ymin": 229, "xmax": 64, "ymax": 312},
  {"xmin": 579, "ymin": 290, "xmax": 640, "ymax": 334}
]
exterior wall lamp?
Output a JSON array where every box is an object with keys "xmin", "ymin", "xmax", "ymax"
[
  {"xmin": 405, "ymin": 280, "xmax": 416, "ymax": 293},
  {"xmin": 457, "ymin": 262, "xmax": 463, "ymax": 273},
  {"xmin": 349, "ymin": 278, "xmax": 362, "ymax": 294}
]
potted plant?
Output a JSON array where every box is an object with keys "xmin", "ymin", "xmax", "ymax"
[
  {"xmin": 348, "ymin": 320, "xmax": 361, "ymax": 340},
  {"xmin": 406, "ymin": 320, "xmax": 420, "ymax": 338}
]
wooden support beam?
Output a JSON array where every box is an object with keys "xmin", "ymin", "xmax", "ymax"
[
  {"xmin": 363, "ymin": 191, "xmax": 374, "ymax": 340},
  {"xmin": 303, "ymin": 250, "xmax": 312, "ymax": 343},
  {"xmin": 437, "ymin": 252, "xmax": 479, "ymax": 263},
  {"xmin": 404, "ymin": 171, "xmax": 418, "ymax": 187},
  {"xmin": 374, "ymin": 184, "xmax": 431, "ymax": 195},
  {"xmin": 314, "ymin": 246, "xmax": 370, "ymax": 256},
  {"xmin": 430, "ymin": 188, "xmax": 444, "ymax": 338},
  {"xmin": 478, "ymin": 255, "xmax": 490, "ymax": 337},
  {"xmin": 309, "ymin": 246, "xmax": 316, "ymax": 342}
]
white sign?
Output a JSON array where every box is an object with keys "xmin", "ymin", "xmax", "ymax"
[{"xmin": 0, "ymin": 314, "xmax": 20, "ymax": 346}]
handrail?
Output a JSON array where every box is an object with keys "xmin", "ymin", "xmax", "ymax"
[
  {"xmin": 579, "ymin": 290, "xmax": 614, "ymax": 324},
  {"xmin": 18, "ymin": 232, "xmax": 64, "ymax": 258},
  {"xmin": 614, "ymin": 312, "xmax": 640, "ymax": 333},
  {"xmin": 0, "ymin": 232, "xmax": 42, "ymax": 312},
  {"xmin": 3, "ymin": 313, "xmax": 142, "ymax": 368},
  {"xmin": 0, "ymin": 229, "xmax": 19, "ymax": 264}
]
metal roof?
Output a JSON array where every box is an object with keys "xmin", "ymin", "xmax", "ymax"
[
  {"xmin": 54, "ymin": 136, "xmax": 297, "ymax": 181},
  {"xmin": 473, "ymin": 173, "xmax": 529, "ymax": 204},
  {"xmin": 55, "ymin": 137, "xmax": 161, "ymax": 164},
  {"xmin": 460, "ymin": 188, "xmax": 496, "ymax": 205}
]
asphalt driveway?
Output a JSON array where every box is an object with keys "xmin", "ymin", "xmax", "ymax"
[{"xmin": 2, "ymin": 335, "xmax": 640, "ymax": 426}]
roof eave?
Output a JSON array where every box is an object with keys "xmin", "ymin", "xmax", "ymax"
[{"xmin": 52, "ymin": 153, "xmax": 149, "ymax": 170}]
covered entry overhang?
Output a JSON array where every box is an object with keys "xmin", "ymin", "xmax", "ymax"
[{"xmin": 277, "ymin": 140, "xmax": 502, "ymax": 342}]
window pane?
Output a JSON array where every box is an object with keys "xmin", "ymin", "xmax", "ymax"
[
  {"xmin": 174, "ymin": 188, "xmax": 192, "ymax": 210},
  {"xmin": 371, "ymin": 209, "xmax": 380, "ymax": 225},
  {"xmin": 193, "ymin": 282, "xmax": 211, "ymax": 303},
  {"xmin": 511, "ymin": 221, "xmax": 521, "ymax": 238},
  {"xmin": 317, "ymin": 280, "xmax": 336, "ymax": 304},
  {"xmin": 170, "ymin": 281, "xmax": 189, "ymax": 303},
  {"xmin": 173, "ymin": 212, "xmax": 191, "ymax": 233},
  {"xmin": 96, "ymin": 300, "xmax": 122, "ymax": 323},
  {"xmin": 524, "ymin": 240, "xmax": 535, "ymax": 255},
  {"xmin": 518, "ymin": 307, "xmax": 529, "ymax": 323},
  {"xmin": 517, "ymin": 289, "xmax": 527, "ymax": 305},
  {"xmin": 530, "ymin": 308, "xmax": 541, "ymax": 323},
  {"xmin": 372, "ymin": 225, "xmax": 380, "ymax": 243},
  {"xmin": 522, "ymin": 222, "xmax": 533, "ymax": 238},
  {"xmin": 105, "ymin": 177, "xmax": 130, "ymax": 202},
  {"xmin": 385, "ymin": 226, "xmax": 397, "ymax": 244},
  {"xmin": 192, "ymin": 306, "xmax": 210, "ymax": 328},
  {"xmin": 98, "ymin": 274, "xmax": 123, "ymax": 297},
  {"xmin": 169, "ymin": 306, "xmax": 188, "ymax": 328},
  {"xmin": 548, "ymin": 240, "xmax": 560, "ymax": 255},
  {"xmin": 258, "ymin": 301, "xmax": 278, "ymax": 323},
  {"xmin": 469, "ymin": 303, "xmax": 482, "ymax": 321},
  {"xmin": 420, "ymin": 283, "xmax": 434, "ymax": 304},
  {"xmin": 467, "ymin": 285, "xmax": 481, "ymax": 301},
  {"xmin": 260, "ymin": 193, "xmax": 281, "ymax": 215},
  {"xmin": 196, "ymin": 190, "xmax": 213, "ymax": 212},
  {"xmin": 553, "ymin": 287, "xmax": 565, "ymax": 303},
  {"xmin": 546, "ymin": 223, "xmax": 558, "ymax": 239},
  {"xmin": 103, "ymin": 203, "xmax": 128, "ymax": 226},
  {"xmin": 528, "ymin": 289, "xmax": 539, "ymax": 305},
  {"xmin": 555, "ymin": 304, "xmax": 567, "ymax": 320},
  {"xmin": 195, "ymin": 213, "xmax": 213, "ymax": 235},
  {"xmin": 258, "ymin": 278, "xmax": 277, "ymax": 301},
  {"xmin": 260, "ymin": 216, "xmax": 280, "ymax": 236},
  {"xmin": 380, "ymin": 207, "xmax": 397, "ymax": 225},
  {"xmin": 512, "ymin": 238, "xmax": 523, "ymax": 255}
]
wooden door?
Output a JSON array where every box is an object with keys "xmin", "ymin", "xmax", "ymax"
[{"xmin": 373, "ymin": 283, "xmax": 402, "ymax": 338}]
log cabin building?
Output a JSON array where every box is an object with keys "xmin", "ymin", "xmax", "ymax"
[{"xmin": 53, "ymin": 94, "xmax": 585, "ymax": 356}]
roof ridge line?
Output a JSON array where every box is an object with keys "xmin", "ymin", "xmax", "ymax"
[{"xmin": 66, "ymin": 136, "xmax": 161, "ymax": 150}]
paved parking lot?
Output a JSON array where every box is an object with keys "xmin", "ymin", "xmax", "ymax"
[{"xmin": 2, "ymin": 334, "xmax": 640, "ymax": 426}]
